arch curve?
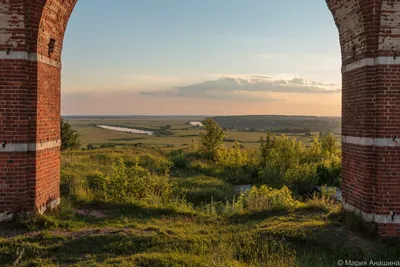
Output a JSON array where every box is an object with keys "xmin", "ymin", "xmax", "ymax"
[{"xmin": 2, "ymin": 0, "xmax": 400, "ymax": 236}]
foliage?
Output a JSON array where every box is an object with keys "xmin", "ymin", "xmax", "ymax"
[
  {"xmin": 100, "ymin": 158, "xmax": 172, "ymax": 202},
  {"xmin": 234, "ymin": 185, "xmax": 303, "ymax": 213},
  {"xmin": 259, "ymin": 133, "xmax": 304, "ymax": 172},
  {"xmin": 199, "ymin": 118, "xmax": 227, "ymax": 157},
  {"xmin": 316, "ymin": 155, "xmax": 342, "ymax": 187},
  {"xmin": 86, "ymin": 171, "xmax": 108, "ymax": 197},
  {"xmin": 5, "ymin": 146, "xmax": 400, "ymax": 267},
  {"xmin": 257, "ymin": 132, "xmax": 341, "ymax": 193},
  {"xmin": 60, "ymin": 149, "xmax": 175, "ymax": 205},
  {"xmin": 284, "ymin": 163, "xmax": 318, "ymax": 195},
  {"xmin": 61, "ymin": 118, "xmax": 81, "ymax": 151},
  {"xmin": 215, "ymin": 139, "xmax": 248, "ymax": 169},
  {"xmin": 320, "ymin": 132, "xmax": 339, "ymax": 156}
]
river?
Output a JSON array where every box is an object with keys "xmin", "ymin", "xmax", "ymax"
[{"xmin": 98, "ymin": 125, "xmax": 154, "ymax": 136}]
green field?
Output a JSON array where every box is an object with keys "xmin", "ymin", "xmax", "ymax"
[
  {"xmin": 0, "ymin": 145, "xmax": 398, "ymax": 266},
  {"xmin": 66, "ymin": 116, "xmax": 341, "ymax": 150},
  {"xmin": 4, "ymin": 116, "xmax": 387, "ymax": 267}
]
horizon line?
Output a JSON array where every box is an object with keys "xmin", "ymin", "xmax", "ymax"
[{"xmin": 62, "ymin": 114, "xmax": 342, "ymax": 118}]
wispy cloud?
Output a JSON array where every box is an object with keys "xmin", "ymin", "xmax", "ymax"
[{"xmin": 140, "ymin": 76, "xmax": 341, "ymax": 102}]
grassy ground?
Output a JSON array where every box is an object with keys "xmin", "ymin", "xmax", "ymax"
[
  {"xmin": 0, "ymin": 147, "xmax": 398, "ymax": 267},
  {"xmin": 67, "ymin": 118, "xmax": 341, "ymax": 149},
  {"xmin": 2, "ymin": 203, "xmax": 397, "ymax": 267}
]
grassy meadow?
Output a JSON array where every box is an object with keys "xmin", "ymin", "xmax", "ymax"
[
  {"xmin": 0, "ymin": 116, "xmax": 397, "ymax": 267},
  {"xmin": 66, "ymin": 117, "xmax": 341, "ymax": 149}
]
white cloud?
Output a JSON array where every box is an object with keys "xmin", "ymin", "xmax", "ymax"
[{"xmin": 140, "ymin": 75, "xmax": 341, "ymax": 102}]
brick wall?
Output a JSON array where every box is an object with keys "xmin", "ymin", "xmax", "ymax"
[
  {"xmin": 328, "ymin": 0, "xmax": 400, "ymax": 236},
  {"xmin": 0, "ymin": 0, "xmax": 75, "ymax": 219},
  {"xmin": 1, "ymin": 0, "xmax": 400, "ymax": 237}
]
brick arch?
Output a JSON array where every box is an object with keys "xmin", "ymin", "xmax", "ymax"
[
  {"xmin": 1, "ymin": 0, "xmax": 400, "ymax": 236},
  {"xmin": 327, "ymin": 0, "xmax": 400, "ymax": 236},
  {"xmin": 0, "ymin": 0, "xmax": 76, "ymax": 219}
]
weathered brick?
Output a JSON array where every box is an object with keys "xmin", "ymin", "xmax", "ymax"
[
  {"xmin": 2, "ymin": 0, "xmax": 400, "ymax": 237},
  {"xmin": 0, "ymin": 0, "xmax": 76, "ymax": 215}
]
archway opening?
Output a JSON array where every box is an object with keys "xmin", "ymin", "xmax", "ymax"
[{"xmin": 61, "ymin": 1, "xmax": 341, "ymax": 117}]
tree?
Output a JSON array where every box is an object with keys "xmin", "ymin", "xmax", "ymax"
[
  {"xmin": 61, "ymin": 118, "xmax": 81, "ymax": 151},
  {"xmin": 199, "ymin": 118, "xmax": 226, "ymax": 156},
  {"xmin": 320, "ymin": 132, "xmax": 338, "ymax": 156}
]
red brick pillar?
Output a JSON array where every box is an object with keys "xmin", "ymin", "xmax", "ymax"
[
  {"xmin": 0, "ymin": 0, "xmax": 76, "ymax": 221},
  {"xmin": 327, "ymin": 0, "xmax": 400, "ymax": 236}
]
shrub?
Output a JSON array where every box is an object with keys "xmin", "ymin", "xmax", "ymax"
[
  {"xmin": 259, "ymin": 134, "xmax": 305, "ymax": 173},
  {"xmin": 284, "ymin": 163, "xmax": 318, "ymax": 195},
  {"xmin": 234, "ymin": 185, "xmax": 303, "ymax": 213},
  {"xmin": 170, "ymin": 150, "xmax": 189, "ymax": 169},
  {"xmin": 316, "ymin": 155, "xmax": 342, "ymax": 187},
  {"xmin": 87, "ymin": 171, "xmax": 108, "ymax": 197},
  {"xmin": 172, "ymin": 156, "xmax": 189, "ymax": 169},
  {"xmin": 96, "ymin": 157, "xmax": 173, "ymax": 203},
  {"xmin": 255, "ymin": 164, "xmax": 284, "ymax": 189},
  {"xmin": 257, "ymin": 132, "xmax": 341, "ymax": 192},
  {"xmin": 214, "ymin": 140, "xmax": 250, "ymax": 184},
  {"xmin": 215, "ymin": 140, "xmax": 247, "ymax": 169}
]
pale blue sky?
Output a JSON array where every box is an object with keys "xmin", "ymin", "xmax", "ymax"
[{"xmin": 61, "ymin": 0, "xmax": 341, "ymax": 116}]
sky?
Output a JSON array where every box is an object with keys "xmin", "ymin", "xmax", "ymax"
[{"xmin": 61, "ymin": 0, "xmax": 341, "ymax": 116}]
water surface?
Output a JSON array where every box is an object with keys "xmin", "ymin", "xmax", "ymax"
[{"xmin": 98, "ymin": 125, "xmax": 154, "ymax": 136}]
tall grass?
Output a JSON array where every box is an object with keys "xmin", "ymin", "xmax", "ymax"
[{"xmin": 4, "ymin": 147, "xmax": 400, "ymax": 267}]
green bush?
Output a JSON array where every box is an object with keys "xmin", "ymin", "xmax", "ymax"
[
  {"xmin": 256, "ymin": 132, "xmax": 341, "ymax": 193},
  {"xmin": 172, "ymin": 156, "xmax": 189, "ymax": 169},
  {"xmin": 86, "ymin": 171, "xmax": 108, "ymax": 198},
  {"xmin": 99, "ymin": 157, "xmax": 173, "ymax": 202},
  {"xmin": 316, "ymin": 155, "xmax": 342, "ymax": 187},
  {"xmin": 255, "ymin": 164, "xmax": 284, "ymax": 189},
  {"xmin": 234, "ymin": 185, "xmax": 303, "ymax": 213},
  {"xmin": 284, "ymin": 163, "xmax": 318, "ymax": 195},
  {"xmin": 215, "ymin": 140, "xmax": 248, "ymax": 169},
  {"xmin": 213, "ymin": 140, "xmax": 252, "ymax": 184}
]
